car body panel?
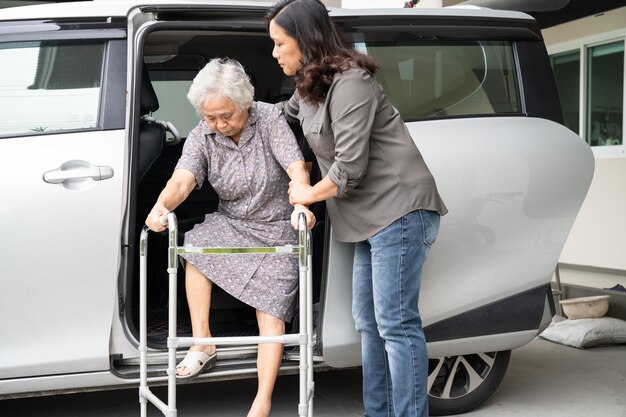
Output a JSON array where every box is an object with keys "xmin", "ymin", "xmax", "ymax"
[
  {"xmin": 0, "ymin": 130, "xmax": 125, "ymax": 379},
  {"xmin": 415, "ymin": 117, "xmax": 593, "ymax": 325}
]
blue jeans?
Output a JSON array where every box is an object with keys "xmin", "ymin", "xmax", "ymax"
[{"xmin": 353, "ymin": 210, "xmax": 440, "ymax": 417}]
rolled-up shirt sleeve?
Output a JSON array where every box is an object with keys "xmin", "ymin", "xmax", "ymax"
[{"xmin": 327, "ymin": 72, "xmax": 377, "ymax": 198}]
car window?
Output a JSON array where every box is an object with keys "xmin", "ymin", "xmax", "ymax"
[
  {"xmin": 353, "ymin": 40, "xmax": 520, "ymax": 120},
  {"xmin": 0, "ymin": 40, "xmax": 105, "ymax": 137},
  {"xmin": 150, "ymin": 76, "xmax": 199, "ymax": 139}
]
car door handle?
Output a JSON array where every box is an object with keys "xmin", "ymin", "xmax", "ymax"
[{"xmin": 43, "ymin": 161, "xmax": 114, "ymax": 184}]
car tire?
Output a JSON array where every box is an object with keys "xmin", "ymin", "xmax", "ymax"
[{"xmin": 428, "ymin": 350, "xmax": 511, "ymax": 416}]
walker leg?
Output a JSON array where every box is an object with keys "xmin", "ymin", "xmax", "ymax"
[
  {"xmin": 167, "ymin": 213, "xmax": 178, "ymax": 415},
  {"xmin": 139, "ymin": 227, "xmax": 150, "ymax": 417},
  {"xmin": 298, "ymin": 216, "xmax": 311, "ymax": 416},
  {"xmin": 306, "ymin": 250, "xmax": 314, "ymax": 417}
]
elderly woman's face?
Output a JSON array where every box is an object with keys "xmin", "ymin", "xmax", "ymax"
[
  {"xmin": 201, "ymin": 96, "xmax": 248, "ymax": 142},
  {"xmin": 269, "ymin": 20, "xmax": 302, "ymax": 76}
]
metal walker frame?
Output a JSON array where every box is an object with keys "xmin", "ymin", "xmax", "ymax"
[{"xmin": 138, "ymin": 212, "xmax": 315, "ymax": 416}]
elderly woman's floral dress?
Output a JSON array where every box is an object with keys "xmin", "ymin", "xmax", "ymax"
[{"xmin": 176, "ymin": 101, "xmax": 303, "ymax": 321}]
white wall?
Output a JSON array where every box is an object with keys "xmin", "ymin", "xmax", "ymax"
[
  {"xmin": 560, "ymin": 158, "xmax": 626, "ymax": 271},
  {"xmin": 542, "ymin": 7, "xmax": 626, "ymax": 46},
  {"xmin": 543, "ymin": 7, "xmax": 626, "ymax": 287}
]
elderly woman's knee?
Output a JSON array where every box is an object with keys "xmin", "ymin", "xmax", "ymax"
[{"xmin": 256, "ymin": 310, "xmax": 285, "ymax": 335}]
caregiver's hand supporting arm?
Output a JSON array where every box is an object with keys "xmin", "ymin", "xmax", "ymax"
[
  {"xmin": 289, "ymin": 175, "xmax": 338, "ymax": 207},
  {"xmin": 286, "ymin": 160, "xmax": 316, "ymax": 230}
]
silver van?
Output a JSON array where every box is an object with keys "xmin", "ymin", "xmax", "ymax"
[{"xmin": 0, "ymin": 1, "xmax": 594, "ymax": 414}]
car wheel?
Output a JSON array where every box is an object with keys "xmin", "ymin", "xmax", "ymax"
[{"xmin": 428, "ymin": 350, "xmax": 511, "ymax": 416}]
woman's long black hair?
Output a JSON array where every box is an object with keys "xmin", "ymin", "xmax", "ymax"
[{"xmin": 266, "ymin": 0, "xmax": 379, "ymax": 103}]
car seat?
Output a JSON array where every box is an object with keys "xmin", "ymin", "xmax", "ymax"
[
  {"xmin": 138, "ymin": 65, "xmax": 181, "ymax": 183},
  {"xmin": 137, "ymin": 66, "xmax": 165, "ymax": 183}
]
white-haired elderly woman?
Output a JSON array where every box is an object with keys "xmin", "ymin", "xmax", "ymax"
[{"xmin": 146, "ymin": 57, "xmax": 315, "ymax": 417}]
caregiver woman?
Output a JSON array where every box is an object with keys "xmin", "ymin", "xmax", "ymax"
[{"xmin": 267, "ymin": 1, "xmax": 448, "ymax": 416}]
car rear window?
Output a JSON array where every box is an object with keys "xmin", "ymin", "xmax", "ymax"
[
  {"xmin": 0, "ymin": 40, "xmax": 105, "ymax": 137},
  {"xmin": 353, "ymin": 40, "xmax": 520, "ymax": 120}
]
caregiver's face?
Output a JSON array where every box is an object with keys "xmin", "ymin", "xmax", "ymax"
[{"xmin": 269, "ymin": 19, "xmax": 302, "ymax": 76}]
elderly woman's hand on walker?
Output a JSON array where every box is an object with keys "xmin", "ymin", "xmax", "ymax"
[
  {"xmin": 145, "ymin": 206, "xmax": 169, "ymax": 232},
  {"xmin": 290, "ymin": 203, "xmax": 316, "ymax": 230},
  {"xmin": 145, "ymin": 169, "xmax": 197, "ymax": 233}
]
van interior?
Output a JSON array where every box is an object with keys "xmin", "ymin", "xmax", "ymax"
[{"xmin": 123, "ymin": 29, "xmax": 327, "ymax": 373}]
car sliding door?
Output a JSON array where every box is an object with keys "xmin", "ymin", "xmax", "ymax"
[
  {"xmin": 0, "ymin": 27, "xmax": 126, "ymax": 382},
  {"xmin": 320, "ymin": 15, "xmax": 594, "ymax": 366}
]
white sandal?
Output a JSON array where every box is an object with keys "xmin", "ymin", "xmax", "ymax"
[{"xmin": 176, "ymin": 350, "xmax": 217, "ymax": 380}]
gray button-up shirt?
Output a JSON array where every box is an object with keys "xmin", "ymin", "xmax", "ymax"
[{"xmin": 280, "ymin": 68, "xmax": 448, "ymax": 242}]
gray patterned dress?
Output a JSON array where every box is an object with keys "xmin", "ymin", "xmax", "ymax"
[{"xmin": 176, "ymin": 101, "xmax": 303, "ymax": 322}]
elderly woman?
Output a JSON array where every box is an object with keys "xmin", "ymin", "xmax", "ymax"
[{"xmin": 145, "ymin": 58, "xmax": 314, "ymax": 417}]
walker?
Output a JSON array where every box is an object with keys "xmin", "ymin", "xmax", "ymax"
[{"xmin": 138, "ymin": 212, "xmax": 314, "ymax": 416}]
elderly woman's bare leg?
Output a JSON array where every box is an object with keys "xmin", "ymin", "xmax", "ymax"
[
  {"xmin": 247, "ymin": 310, "xmax": 285, "ymax": 417},
  {"xmin": 177, "ymin": 263, "xmax": 217, "ymax": 377}
]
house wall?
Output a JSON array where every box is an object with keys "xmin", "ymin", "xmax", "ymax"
[
  {"xmin": 542, "ymin": 7, "xmax": 626, "ymax": 45},
  {"xmin": 543, "ymin": 7, "xmax": 626, "ymax": 288}
]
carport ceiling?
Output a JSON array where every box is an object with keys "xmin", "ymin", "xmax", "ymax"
[
  {"xmin": 456, "ymin": 0, "xmax": 626, "ymax": 28},
  {"xmin": 529, "ymin": 0, "xmax": 626, "ymax": 28}
]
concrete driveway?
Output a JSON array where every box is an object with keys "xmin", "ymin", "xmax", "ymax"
[{"xmin": 1, "ymin": 338, "xmax": 624, "ymax": 416}]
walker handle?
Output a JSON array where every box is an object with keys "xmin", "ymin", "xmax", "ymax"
[{"xmin": 298, "ymin": 212, "xmax": 307, "ymax": 232}]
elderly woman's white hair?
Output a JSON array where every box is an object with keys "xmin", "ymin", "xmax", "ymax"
[{"xmin": 187, "ymin": 58, "xmax": 254, "ymax": 113}]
